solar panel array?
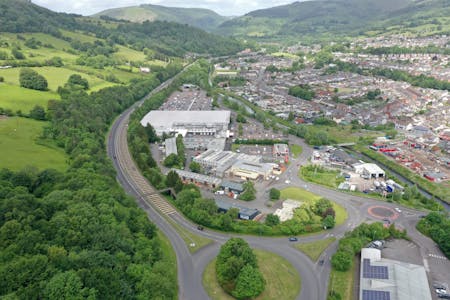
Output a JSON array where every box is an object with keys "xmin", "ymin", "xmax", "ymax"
[
  {"xmin": 362, "ymin": 290, "xmax": 391, "ymax": 300},
  {"xmin": 362, "ymin": 259, "xmax": 389, "ymax": 279}
]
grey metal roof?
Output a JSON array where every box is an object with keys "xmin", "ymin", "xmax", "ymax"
[{"xmin": 140, "ymin": 110, "xmax": 231, "ymax": 128}]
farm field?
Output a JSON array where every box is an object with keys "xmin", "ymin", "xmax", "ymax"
[
  {"xmin": 0, "ymin": 67, "xmax": 114, "ymax": 91},
  {"xmin": 0, "ymin": 116, "xmax": 67, "ymax": 171},
  {"xmin": 0, "ymin": 84, "xmax": 57, "ymax": 112}
]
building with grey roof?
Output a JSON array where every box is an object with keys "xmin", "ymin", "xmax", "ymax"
[
  {"xmin": 172, "ymin": 169, "xmax": 221, "ymax": 188},
  {"xmin": 140, "ymin": 110, "xmax": 230, "ymax": 138},
  {"xmin": 359, "ymin": 248, "xmax": 432, "ymax": 300},
  {"xmin": 215, "ymin": 199, "xmax": 260, "ymax": 220},
  {"xmin": 164, "ymin": 137, "xmax": 177, "ymax": 157}
]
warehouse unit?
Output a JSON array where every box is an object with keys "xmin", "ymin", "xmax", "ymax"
[{"xmin": 140, "ymin": 110, "xmax": 231, "ymax": 137}]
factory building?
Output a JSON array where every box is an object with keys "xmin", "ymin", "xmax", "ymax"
[
  {"xmin": 359, "ymin": 248, "xmax": 431, "ymax": 300},
  {"xmin": 229, "ymin": 161, "xmax": 275, "ymax": 180},
  {"xmin": 140, "ymin": 110, "xmax": 230, "ymax": 138},
  {"xmin": 354, "ymin": 163, "xmax": 385, "ymax": 178}
]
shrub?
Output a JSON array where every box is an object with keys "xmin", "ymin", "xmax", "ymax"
[{"xmin": 19, "ymin": 68, "xmax": 48, "ymax": 91}]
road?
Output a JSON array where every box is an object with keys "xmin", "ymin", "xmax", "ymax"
[{"xmin": 107, "ymin": 71, "xmax": 449, "ymax": 300}]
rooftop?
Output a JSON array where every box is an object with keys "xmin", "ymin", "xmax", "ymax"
[
  {"xmin": 360, "ymin": 248, "xmax": 432, "ymax": 300},
  {"xmin": 140, "ymin": 110, "xmax": 231, "ymax": 128}
]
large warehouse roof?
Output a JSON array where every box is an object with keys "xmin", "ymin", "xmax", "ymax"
[
  {"xmin": 359, "ymin": 248, "xmax": 432, "ymax": 300},
  {"xmin": 140, "ymin": 110, "xmax": 231, "ymax": 127}
]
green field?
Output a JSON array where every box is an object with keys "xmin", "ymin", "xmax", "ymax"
[
  {"xmin": 280, "ymin": 187, "xmax": 347, "ymax": 226},
  {"xmin": 295, "ymin": 237, "xmax": 336, "ymax": 261},
  {"xmin": 0, "ymin": 117, "xmax": 67, "ymax": 171},
  {"xmin": 203, "ymin": 249, "xmax": 301, "ymax": 300},
  {"xmin": 0, "ymin": 67, "xmax": 114, "ymax": 92},
  {"xmin": 0, "ymin": 83, "xmax": 58, "ymax": 112}
]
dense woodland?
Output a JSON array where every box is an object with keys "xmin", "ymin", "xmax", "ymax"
[{"xmin": 0, "ymin": 63, "xmax": 182, "ymax": 299}]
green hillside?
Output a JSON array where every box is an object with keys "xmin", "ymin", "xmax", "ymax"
[
  {"xmin": 215, "ymin": 0, "xmax": 450, "ymax": 40},
  {"xmin": 94, "ymin": 4, "xmax": 229, "ymax": 31}
]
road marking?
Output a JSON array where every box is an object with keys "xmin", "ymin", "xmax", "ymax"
[
  {"xmin": 428, "ymin": 253, "xmax": 447, "ymax": 260},
  {"xmin": 423, "ymin": 259, "xmax": 430, "ymax": 272},
  {"xmin": 407, "ymin": 242, "xmax": 416, "ymax": 248}
]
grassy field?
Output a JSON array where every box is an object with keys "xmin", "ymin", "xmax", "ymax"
[
  {"xmin": 290, "ymin": 144, "xmax": 303, "ymax": 158},
  {"xmin": 280, "ymin": 187, "xmax": 347, "ymax": 226},
  {"xmin": 203, "ymin": 249, "xmax": 301, "ymax": 300},
  {"xmin": 295, "ymin": 237, "xmax": 336, "ymax": 261},
  {"xmin": 0, "ymin": 83, "xmax": 58, "ymax": 112},
  {"xmin": 0, "ymin": 117, "xmax": 67, "ymax": 171},
  {"xmin": 299, "ymin": 165, "xmax": 345, "ymax": 189},
  {"xmin": 0, "ymin": 67, "xmax": 114, "ymax": 92},
  {"xmin": 328, "ymin": 257, "xmax": 357, "ymax": 300}
]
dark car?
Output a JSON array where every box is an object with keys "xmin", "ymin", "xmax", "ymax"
[
  {"xmin": 319, "ymin": 259, "xmax": 324, "ymax": 265},
  {"xmin": 438, "ymin": 294, "xmax": 450, "ymax": 299},
  {"xmin": 288, "ymin": 237, "xmax": 298, "ymax": 242},
  {"xmin": 197, "ymin": 225, "xmax": 204, "ymax": 231}
]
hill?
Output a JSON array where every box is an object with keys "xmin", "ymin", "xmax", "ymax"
[
  {"xmin": 94, "ymin": 4, "xmax": 229, "ymax": 31},
  {"xmin": 215, "ymin": 0, "xmax": 450, "ymax": 40}
]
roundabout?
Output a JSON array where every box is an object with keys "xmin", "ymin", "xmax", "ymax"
[{"xmin": 367, "ymin": 205, "xmax": 399, "ymax": 220}]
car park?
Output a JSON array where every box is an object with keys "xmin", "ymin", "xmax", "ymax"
[{"xmin": 288, "ymin": 237, "xmax": 298, "ymax": 242}]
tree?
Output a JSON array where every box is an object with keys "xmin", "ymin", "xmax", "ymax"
[
  {"xmin": 265, "ymin": 214, "xmax": 280, "ymax": 227},
  {"xmin": 269, "ymin": 188, "xmax": 280, "ymax": 200},
  {"xmin": 331, "ymin": 251, "xmax": 353, "ymax": 271},
  {"xmin": 44, "ymin": 271, "xmax": 85, "ymax": 300},
  {"xmin": 0, "ymin": 76, "xmax": 4, "ymax": 82},
  {"xmin": 12, "ymin": 47, "xmax": 25, "ymax": 59},
  {"xmin": 19, "ymin": 68, "xmax": 48, "ymax": 91},
  {"xmin": 67, "ymin": 74, "xmax": 89, "ymax": 90},
  {"xmin": 232, "ymin": 264, "xmax": 265, "ymax": 300},
  {"xmin": 236, "ymin": 114, "xmax": 247, "ymax": 123},
  {"xmin": 189, "ymin": 161, "xmax": 202, "ymax": 173},
  {"xmin": 144, "ymin": 124, "xmax": 158, "ymax": 143},
  {"xmin": 239, "ymin": 181, "xmax": 256, "ymax": 201},
  {"xmin": 29, "ymin": 105, "xmax": 46, "ymax": 120},
  {"xmin": 163, "ymin": 153, "xmax": 180, "ymax": 168},
  {"xmin": 166, "ymin": 170, "xmax": 182, "ymax": 189},
  {"xmin": 322, "ymin": 215, "xmax": 336, "ymax": 229}
]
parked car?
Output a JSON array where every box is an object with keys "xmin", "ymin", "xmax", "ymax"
[
  {"xmin": 288, "ymin": 237, "xmax": 298, "ymax": 242},
  {"xmin": 319, "ymin": 259, "xmax": 324, "ymax": 265},
  {"xmin": 197, "ymin": 225, "xmax": 204, "ymax": 231},
  {"xmin": 394, "ymin": 207, "xmax": 402, "ymax": 213},
  {"xmin": 437, "ymin": 289, "xmax": 447, "ymax": 295},
  {"xmin": 434, "ymin": 283, "xmax": 447, "ymax": 289}
]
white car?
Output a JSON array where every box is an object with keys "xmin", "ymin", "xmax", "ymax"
[
  {"xmin": 285, "ymin": 180, "xmax": 291, "ymax": 184},
  {"xmin": 437, "ymin": 289, "xmax": 447, "ymax": 295},
  {"xmin": 394, "ymin": 207, "xmax": 402, "ymax": 213}
]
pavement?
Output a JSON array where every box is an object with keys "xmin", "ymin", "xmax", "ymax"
[{"xmin": 107, "ymin": 71, "xmax": 450, "ymax": 300}]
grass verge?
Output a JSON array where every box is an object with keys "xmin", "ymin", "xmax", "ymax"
[
  {"xmin": 328, "ymin": 257, "xmax": 357, "ymax": 300},
  {"xmin": 291, "ymin": 144, "xmax": 303, "ymax": 158},
  {"xmin": 157, "ymin": 231, "xmax": 178, "ymax": 298},
  {"xmin": 165, "ymin": 216, "xmax": 213, "ymax": 253},
  {"xmin": 203, "ymin": 249, "xmax": 301, "ymax": 300},
  {"xmin": 295, "ymin": 237, "xmax": 336, "ymax": 262},
  {"xmin": 0, "ymin": 117, "xmax": 67, "ymax": 171}
]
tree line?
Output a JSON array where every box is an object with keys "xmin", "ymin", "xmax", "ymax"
[{"xmin": 417, "ymin": 212, "xmax": 450, "ymax": 258}]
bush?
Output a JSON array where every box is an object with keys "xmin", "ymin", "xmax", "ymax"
[
  {"xmin": 67, "ymin": 74, "xmax": 89, "ymax": 90},
  {"xmin": 29, "ymin": 105, "xmax": 46, "ymax": 120},
  {"xmin": 331, "ymin": 251, "xmax": 353, "ymax": 271},
  {"xmin": 0, "ymin": 76, "xmax": 4, "ymax": 82},
  {"xmin": 19, "ymin": 68, "xmax": 48, "ymax": 91},
  {"xmin": 269, "ymin": 188, "xmax": 280, "ymax": 200}
]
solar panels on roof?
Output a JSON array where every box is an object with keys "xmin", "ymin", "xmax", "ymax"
[
  {"xmin": 362, "ymin": 259, "xmax": 389, "ymax": 279},
  {"xmin": 362, "ymin": 290, "xmax": 390, "ymax": 300}
]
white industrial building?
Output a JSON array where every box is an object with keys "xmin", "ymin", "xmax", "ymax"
[
  {"xmin": 140, "ymin": 110, "xmax": 230, "ymax": 137},
  {"xmin": 359, "ymin": 248, "xmax": 432, "ymax": 300},
  {"xmin": 354, "ymin": 163, "xmax": 385, "ymax": 178}
]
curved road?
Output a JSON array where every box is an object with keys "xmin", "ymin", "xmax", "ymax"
[{"xmin": 107, "ymin": 72, "xmax": 449, "ymax": 300}]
